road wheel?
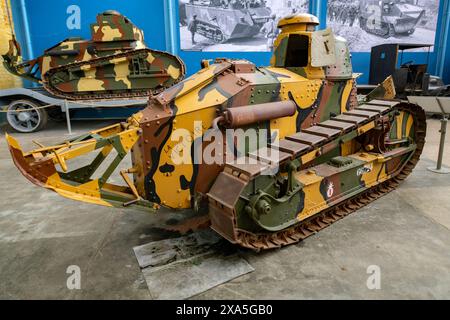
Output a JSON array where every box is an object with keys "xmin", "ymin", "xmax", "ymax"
[{"xmin": 6, "ymin": 99, "xmax": 48, "ymax": 133}]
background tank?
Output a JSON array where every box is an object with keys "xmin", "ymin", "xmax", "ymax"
[
  {"xmin": 2, "ymin": 11, "xmax": 186, "ymax": 100},
  {"xmin": 184, "ymin": 0, "xmax": 272, "ymax": 43},
  {"xmin": 359, "ymin": 0, "xmax": 425, "ymax": 38}
]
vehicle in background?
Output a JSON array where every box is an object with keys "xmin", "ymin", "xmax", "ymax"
[
  {"xmin": 183, "ymin": 0, "xmax": 272, "ymax": 43},
  {"xmin": 1, "ymin": 11, "xmax": 185, "ymax": 132},
  {"xmin": 359, "ymin": 0, "xmax": 425, "ymax": 38}
]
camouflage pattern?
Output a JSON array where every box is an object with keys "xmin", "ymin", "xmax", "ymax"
[
  {"xmin": 364, "ymin": 75, "xmax": 396, "ymax": 101},
  {"xmin": 2, "ymin": 11, "xmax": 185, "ymax": 100},
  {"xmin": 6, "ymin": 14, "xmax": 426, "ymax": 249},
  {"xmin": 359, "ymin": 0, "xmax": 425, "ymax": 38},
  {"xmin": 184, "ymin": 0, "xmax": 272, "ymax": 43},
  {"xmin": 324, "ymin": 36, "xmax": 352, "ymax": 80}
]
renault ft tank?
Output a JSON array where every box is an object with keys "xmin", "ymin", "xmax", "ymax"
[
  {"xmin": 2, "ymin": 11, "xmax": 185, "ymax": 100},
  {"xmin": 6, "ymin": 14, "xmax": 426, "ymax": 250},
  {"xmin": 359, "ymin": 0, "xmax": 425, "ymax": 38},
  {"xmin": 184, "ymin": 0, "xmax": 272, "ymax": 43}
]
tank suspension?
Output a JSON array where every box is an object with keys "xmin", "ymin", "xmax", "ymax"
[
  {"xmin": 208, "ymin": 101, "xmax": 426, "ymax": 250},
  {"xmin": 42, "ymin": 48, "xmax": 186, "ymax": 100}
]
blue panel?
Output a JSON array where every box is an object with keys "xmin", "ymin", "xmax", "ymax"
[
  {"xmin": 23, "ymin": 0, "xmax": 167, "ymax": 56},
  {"xmin": 440, "ymin": 0, "xmax": 450, "ymax": 83},
  {"xmin": 444, "ymin": 35, "xmax": 450, "ymax": 84}
]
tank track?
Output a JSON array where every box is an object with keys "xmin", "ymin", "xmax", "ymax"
[
  {"xmin": 359, "ymin": 17, "xmax": 394, "ymax": 38},
  {"xmin": 196, "ymin": 21, "xmax": 225, "ymax": 43},
  {"xmin": 208, "ymin": 101, "xmax": 426, "ymax": 251},
  {"xmin": 42, "ymin": 48, "xmax": 186, "ymax": 101}
]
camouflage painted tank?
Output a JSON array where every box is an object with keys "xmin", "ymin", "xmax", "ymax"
[
  {"xmin": 7, "ymin": 14, "xmax": 426, "ymax": 250},
  {"xmin": 184, "ymin": 0, "xmax": 272, "ymax": 43},
  {"xmin": 359, "ymin": 0, "xmax": 425, "ymax": 38},
  {"xmin": 2, "ymin": 11, "xmax": 185, "ymax": 100}
]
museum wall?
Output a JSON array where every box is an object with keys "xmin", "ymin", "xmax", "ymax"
[
  {"xmin": 10, "ymin": 0, "xmax": 450, "ymax": 85},
  {"xmin": 0, "ymin": 0, "xmax": 22, "ymax": 89}
]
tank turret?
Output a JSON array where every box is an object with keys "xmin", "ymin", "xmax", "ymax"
[
  {"xmin": 271, "ymin": 13, "xmax": 343, "ymax": 80},
  {"xmin": 325, "ymin": 36, "xmax": 353, "ymax": 80},
  {"xmin": 91, "ymin": 11, "xmax": 145, "ymax": 43}
]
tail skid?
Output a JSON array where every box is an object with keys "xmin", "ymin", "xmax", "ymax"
[
  {"xmin": 6, "ymin": 120, "xmax": 150, "ymax": 208},
  {"xmin": 2, "ymin": 37, "xmax": 41, "ymax": 83}
]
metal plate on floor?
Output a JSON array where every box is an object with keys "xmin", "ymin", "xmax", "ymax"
[
  {"xmin": 133, "ymin": 230, "xmax": 254, "ymax": 300},
  {"xmin": 133, "ymin": 230, "xmax": 222, "ymax": 268},
  {"xmin": 142, "ymin": 253, "xmax": 254, "ymax": 300}
]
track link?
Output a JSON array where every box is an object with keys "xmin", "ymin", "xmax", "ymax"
[
  {"xmin": 208, "ymin": 101, "xmax": 426, "ymax": 251},
  {"xmin": 42, "ymin": 48, "xmax": 186, "ymax": 101}
]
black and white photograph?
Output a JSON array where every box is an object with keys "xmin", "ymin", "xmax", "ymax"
[
  {"xmin": 327, "ymin": 0, "xmax": 440, "ymax": 52},
  {"xmin": 179, "ymin": 0, "xmax": 309, "ymax": 52}
]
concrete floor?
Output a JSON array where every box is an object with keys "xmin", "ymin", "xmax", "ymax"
[{"xmin": 0, "ymin": 118, "xmax": 449, "ymax": 300}]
